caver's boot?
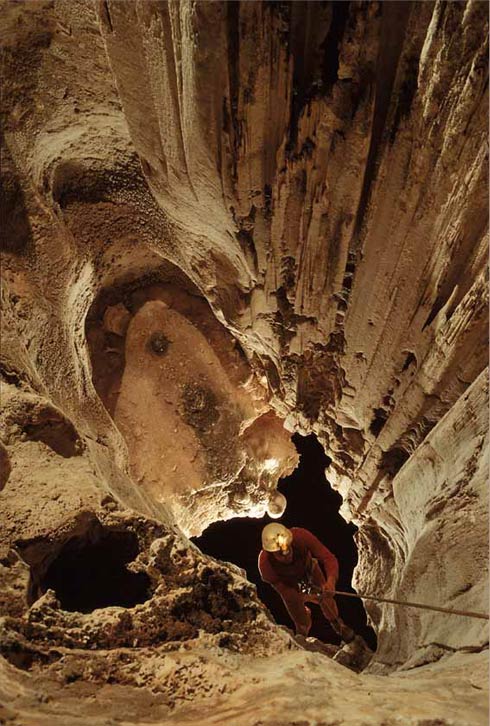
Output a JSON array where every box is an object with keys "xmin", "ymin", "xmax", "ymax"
[
  {"xmin": 333, "ymin": 635, "xmax": 373, "ymax": 672},
  {"xmin": 339, "ymin": 622, "xmax": 356, "ymax": 644}
]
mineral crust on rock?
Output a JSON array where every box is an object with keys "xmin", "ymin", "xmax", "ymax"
[{"xmin": 0, "ymin": 1, "xmax": 488, "ymax": 724}]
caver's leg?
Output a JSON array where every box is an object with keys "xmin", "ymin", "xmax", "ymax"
[
  {"xmin": 278, "ymin": 588, "xmax": 313, "ymax": 636},
  {"xmin": 310, "ymin": 563, "xmax": 355, "ymax": 642}
]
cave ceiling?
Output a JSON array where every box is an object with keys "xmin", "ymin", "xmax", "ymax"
[{"xmin": 0, "ymin": 1, "xmax": 488, "ymax": 725}]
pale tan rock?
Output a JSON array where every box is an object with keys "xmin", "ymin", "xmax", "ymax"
[
  {"xmin": 0, "ymin": 1, "xmax": 488, "ymax": 724},
  {"xmin": 102, "ymin": 302, "xmax": 131, "ymax": 337}
]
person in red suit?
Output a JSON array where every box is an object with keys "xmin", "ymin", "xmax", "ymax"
[{"xmin": 258, "ymin": 522, "xmax": 354, "ymax": 642}]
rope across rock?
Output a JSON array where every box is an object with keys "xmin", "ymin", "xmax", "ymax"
[{"xmin": 325, "ymin": 589, "xmax": 489, "ymax": 620}]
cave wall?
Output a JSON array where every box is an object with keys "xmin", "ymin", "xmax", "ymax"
[
  {"xmin": 0, "ymin": 1, "xmax": 488, "ymax": 724},
  {"xmin": 86, "ymin": 281, "xmax": 299, "ymax": 535},
  {"xmin": 97, "ymin": 0, "xmax": 489, "ymax": 659},
  {"xmin": 96, "ymin": 0, "xmax": 488, "ymax": 515},
  {"xmin": 356, "ymin": 368, "xmax": 488, "ymax": 672}
]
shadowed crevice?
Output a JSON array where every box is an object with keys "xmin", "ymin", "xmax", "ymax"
[{"xmin": 35, "ymin": 527, "xmax": 152, "ymax": 613}]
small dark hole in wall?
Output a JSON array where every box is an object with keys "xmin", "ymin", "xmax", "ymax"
[
  {"xmin": 380, "ymin": 445, "xmax": 410, "ymax": 478},
  {"xmin": 402, "ymin": 352, "xmax": 417, "ymax": 371},
  {"xmin": 39, "ymin": 529, "xmax": 151, "ymax": 613},
  {"xmin": 194, "ymin": 434, "xmax": 377, "ymax": 649},
  {"xmin": 369, "ymin": 407, "xmax": 388, "ymax": 438},
  {"xmin": 148, "ymin": 331, "xmax": 170, "ymax": 355},
  {"xmin": 22, "ymin": 418, "xmax": 80, "ymax": 458},
  {"xmin": 1, "ymin": 646, "xmax": 37, "ymax": 671}
]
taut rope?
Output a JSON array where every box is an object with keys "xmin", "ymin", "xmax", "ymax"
[{"xmin": 325, "ymin": 589, "xmax": 489, "ymax": 620}]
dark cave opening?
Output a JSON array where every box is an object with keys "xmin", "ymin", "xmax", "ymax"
[
  {"xmin": 194, "ymin": 433, "xmax": 377, "ymax": 649},
  {"xmin": 39, "ymin": 528, "xmax": 152, "ymax": 613}
]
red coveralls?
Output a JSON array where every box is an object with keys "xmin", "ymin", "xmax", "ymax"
[{"xmin": 258, "ymin": 527, "xmax": 339, "ymax": 636}]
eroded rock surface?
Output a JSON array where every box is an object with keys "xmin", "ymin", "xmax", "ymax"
[
  {"xmin": 88, "ymin": 286, "xmax": 298, "ymax": 535},
  {"xmin": 0, "ymin": 1, "xmax": 488, "ymax": 724}
]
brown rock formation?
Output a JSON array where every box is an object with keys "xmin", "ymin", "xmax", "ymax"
[{"xmin": 0, "ymin": 1, "xmax": 488, "ymax": 724}]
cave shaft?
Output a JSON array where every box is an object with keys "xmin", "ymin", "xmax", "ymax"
[{"xmin": 0, "ymin": 1, "xmax": 488, "ymax": 724}]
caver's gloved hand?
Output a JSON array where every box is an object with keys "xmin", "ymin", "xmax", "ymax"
[{"xmin": 324, "ymin": 573, "xmax": 337, "ymax": 595}]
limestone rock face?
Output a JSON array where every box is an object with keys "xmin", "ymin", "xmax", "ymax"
[
  {"xmin": 89, "ymin": 287, "xmax": 298, "ymax": 536},
  {"xmin": 0, "ymin": 1, "xmax": 488, "ymax": 724}
]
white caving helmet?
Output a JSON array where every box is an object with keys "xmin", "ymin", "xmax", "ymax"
[{"xmin": 261, "ymin": 523, "xmax": 293, "ymax": 553}]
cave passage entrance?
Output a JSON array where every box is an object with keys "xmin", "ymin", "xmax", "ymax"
[
  {"xmin": 37, "ymin": 527, "xmax": 152, "ymax": 613},
  {"xmin": 193, "ymin": 434, "xmax": 377, "ymax": 648}
]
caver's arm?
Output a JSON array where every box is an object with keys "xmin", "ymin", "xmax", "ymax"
[{"xmin": 295, "ymin": 528, "xmax": 339, "ymax": 583}]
